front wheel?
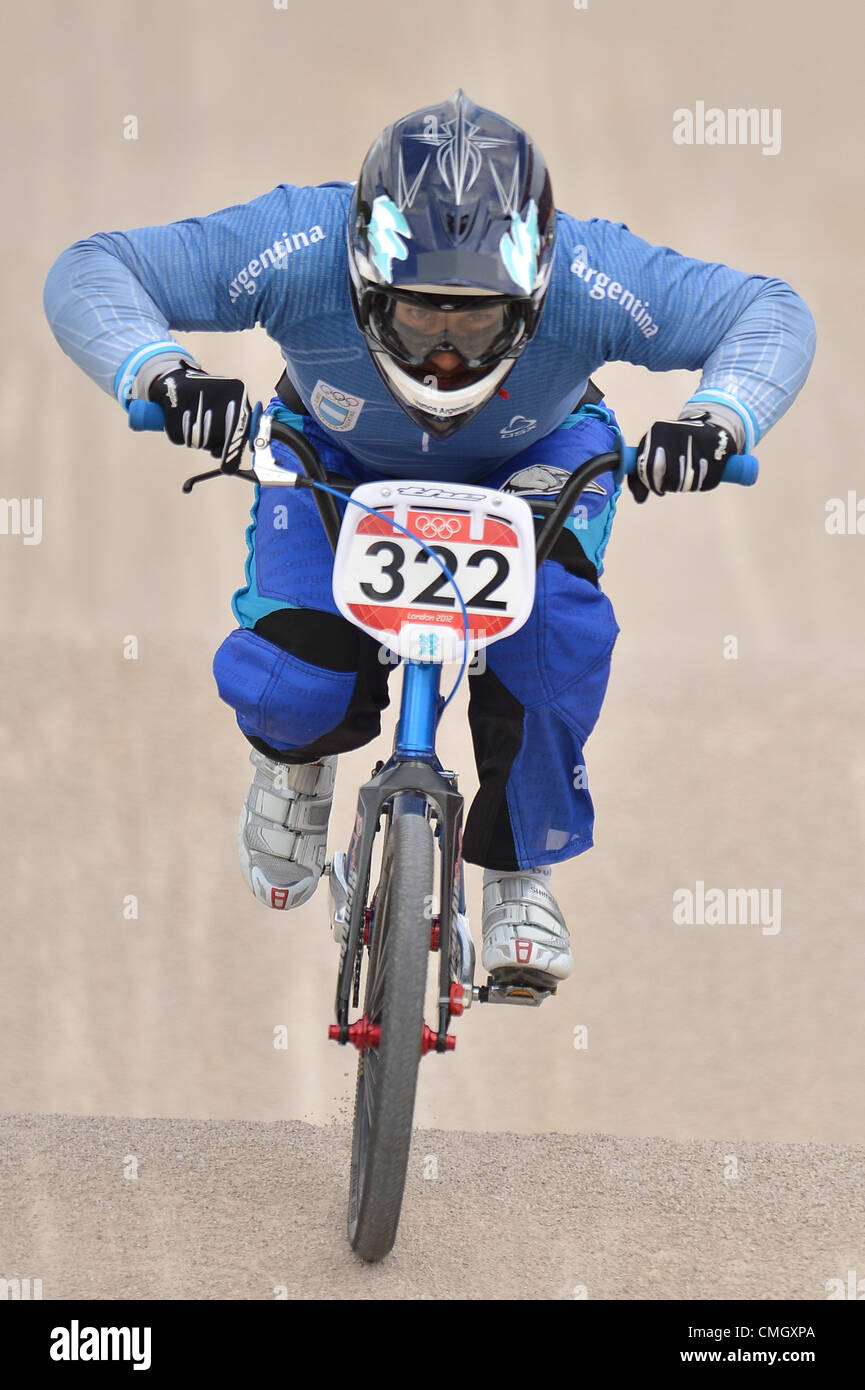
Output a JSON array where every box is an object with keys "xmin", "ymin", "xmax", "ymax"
[{"xmin": 348, "ymin": 811, "xmax": 434, "ymax": 1262}]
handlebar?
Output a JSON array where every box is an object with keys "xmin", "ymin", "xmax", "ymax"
[
  {"xmin": 128, "ymin": 397, "xmax": 759, "ymax": 487},
  {"xmin": 128, "ymin": 400, "xmax": 168, "ymax": 431},
  {"xmin": 618, "ymin": 443, "xmax": 758, "ymax": 486}
]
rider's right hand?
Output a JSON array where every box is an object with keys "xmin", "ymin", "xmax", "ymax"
[{"xmin": 148, "ymin": 362, "xmax": 251, "ymax": 471}]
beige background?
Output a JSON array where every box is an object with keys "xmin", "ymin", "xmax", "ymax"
[{"xmin": 0, "ymin": 0, "xmax": 863, "ymax": 1297}]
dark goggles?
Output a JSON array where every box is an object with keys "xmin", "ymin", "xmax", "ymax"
[{"xmin": 362, "ymin": 289, "xmax": 530, "ymax": 367}]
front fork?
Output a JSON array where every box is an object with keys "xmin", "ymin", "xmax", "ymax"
[{"xmin": 327, "ymin": 755, "xmax": 469, "ymax": 1048}]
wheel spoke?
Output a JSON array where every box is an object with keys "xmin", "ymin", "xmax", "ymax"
[
  {"xmin": 367, "ymin": 954, "xmax": 388, "ymax": 1019},
  {"xmin": 363, "ymin": 1052, "xmax": 377, "ymax": 1125}
]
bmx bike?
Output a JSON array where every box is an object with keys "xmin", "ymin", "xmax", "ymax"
[{"xmin": 129, "ymin": 396, "xmax": 757, "ymax": 1262}]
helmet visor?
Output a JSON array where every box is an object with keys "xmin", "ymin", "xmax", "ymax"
[{"xmin": 364, "ymin": 289, "xmax": 529, "ymax": 368}]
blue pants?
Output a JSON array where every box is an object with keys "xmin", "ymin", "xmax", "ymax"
[{"xmin": 213, "ymin": 402, "xmax": 621, "ymax": 870}]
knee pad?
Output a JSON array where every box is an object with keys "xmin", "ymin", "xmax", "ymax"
[{"xmin": 213, "ymin": 628, "xmax": 357, "ymax": 751}]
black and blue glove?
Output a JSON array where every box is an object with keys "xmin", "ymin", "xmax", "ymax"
[
  {"xmin": 148, "ymin": 362, "xmax": 251, "ymax": 472},
  {"xmin": 628, "ymin": 412, "xmax": 737, "ymax": 503}
]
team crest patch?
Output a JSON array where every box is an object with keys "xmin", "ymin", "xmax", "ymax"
[{"xmin": 311, "ymin": 380, "xmax": 365, "ymax": 432}]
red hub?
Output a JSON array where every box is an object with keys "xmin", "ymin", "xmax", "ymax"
[
  {"xmin": 430, "ymin": 916, "xmax": 441, "ymax": 952},
  {"xmin": 328, "ymin": 1015, "xmax": 381, "ymax": 1053},
  {"xmin": 329, "ymin": 1017, "xmax": 455, "ymax": 1054}
]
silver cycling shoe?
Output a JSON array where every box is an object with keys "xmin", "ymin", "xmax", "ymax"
[
  {"xmin": 238, "ymin": 749, "xmax": 337, "ymax": 910},
  {"xmin": 481, "ymin": 872, "xmax": 573, "ymax": 986}
]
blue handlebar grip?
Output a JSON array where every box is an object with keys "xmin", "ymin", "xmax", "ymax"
[
  {"xmin": 128, "ymin": 400, "xmax": 167, "ymax": 431},
  {"xmin": 720, "ymin": 453, "xmax": 759, "ymax": 485},
  {"xmin": 617, "ymin": 444, "xmax": 759, "ymax": 486},
  {"xmin": 127, "ymin": 399, "xmax": 264, "ymax": 444}
]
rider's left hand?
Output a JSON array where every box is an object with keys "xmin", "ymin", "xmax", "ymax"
[{"xmin": 628, "ymin": 413, "xmax": 737, "ymax": 503}]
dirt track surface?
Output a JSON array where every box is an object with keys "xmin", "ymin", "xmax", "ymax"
[
  {"xmin": 2, "ymin": 1113, "xmax": 862, "ymax": 1300},
  {"xmin": 2, "ymin": 0, "xmax": 864, "ymax": 1301}
]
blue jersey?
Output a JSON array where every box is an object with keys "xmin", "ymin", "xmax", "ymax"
[{"xmin": 44, "ymin": 181, "xmax": 815, "ymax": 479}]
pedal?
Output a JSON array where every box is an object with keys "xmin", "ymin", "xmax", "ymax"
[{"xmin": 478, "ymin": 975, "xmax": 557, "ymax": 1007}]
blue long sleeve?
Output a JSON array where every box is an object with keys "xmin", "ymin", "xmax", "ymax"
[{"xmin": 43, "ymin": 183, "xmax": 815, "ymax": 474}]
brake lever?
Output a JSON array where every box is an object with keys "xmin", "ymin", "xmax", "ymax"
[
  {"xmin": 181, "ymin": 466, "xmax": 260, "ymax": 493},
  {"xmin": 181, "ymin": 412, "xmax": 292, "ymax": 493}
]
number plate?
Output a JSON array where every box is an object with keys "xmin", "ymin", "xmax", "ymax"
[{"xmin": 332, "ymin": 481, "xmax": 537, "ymax": 662}]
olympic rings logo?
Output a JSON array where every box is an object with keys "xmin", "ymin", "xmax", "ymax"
[{"xmin": 414, "ymin": 514, "xmax": 461, "ymax": 540}]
